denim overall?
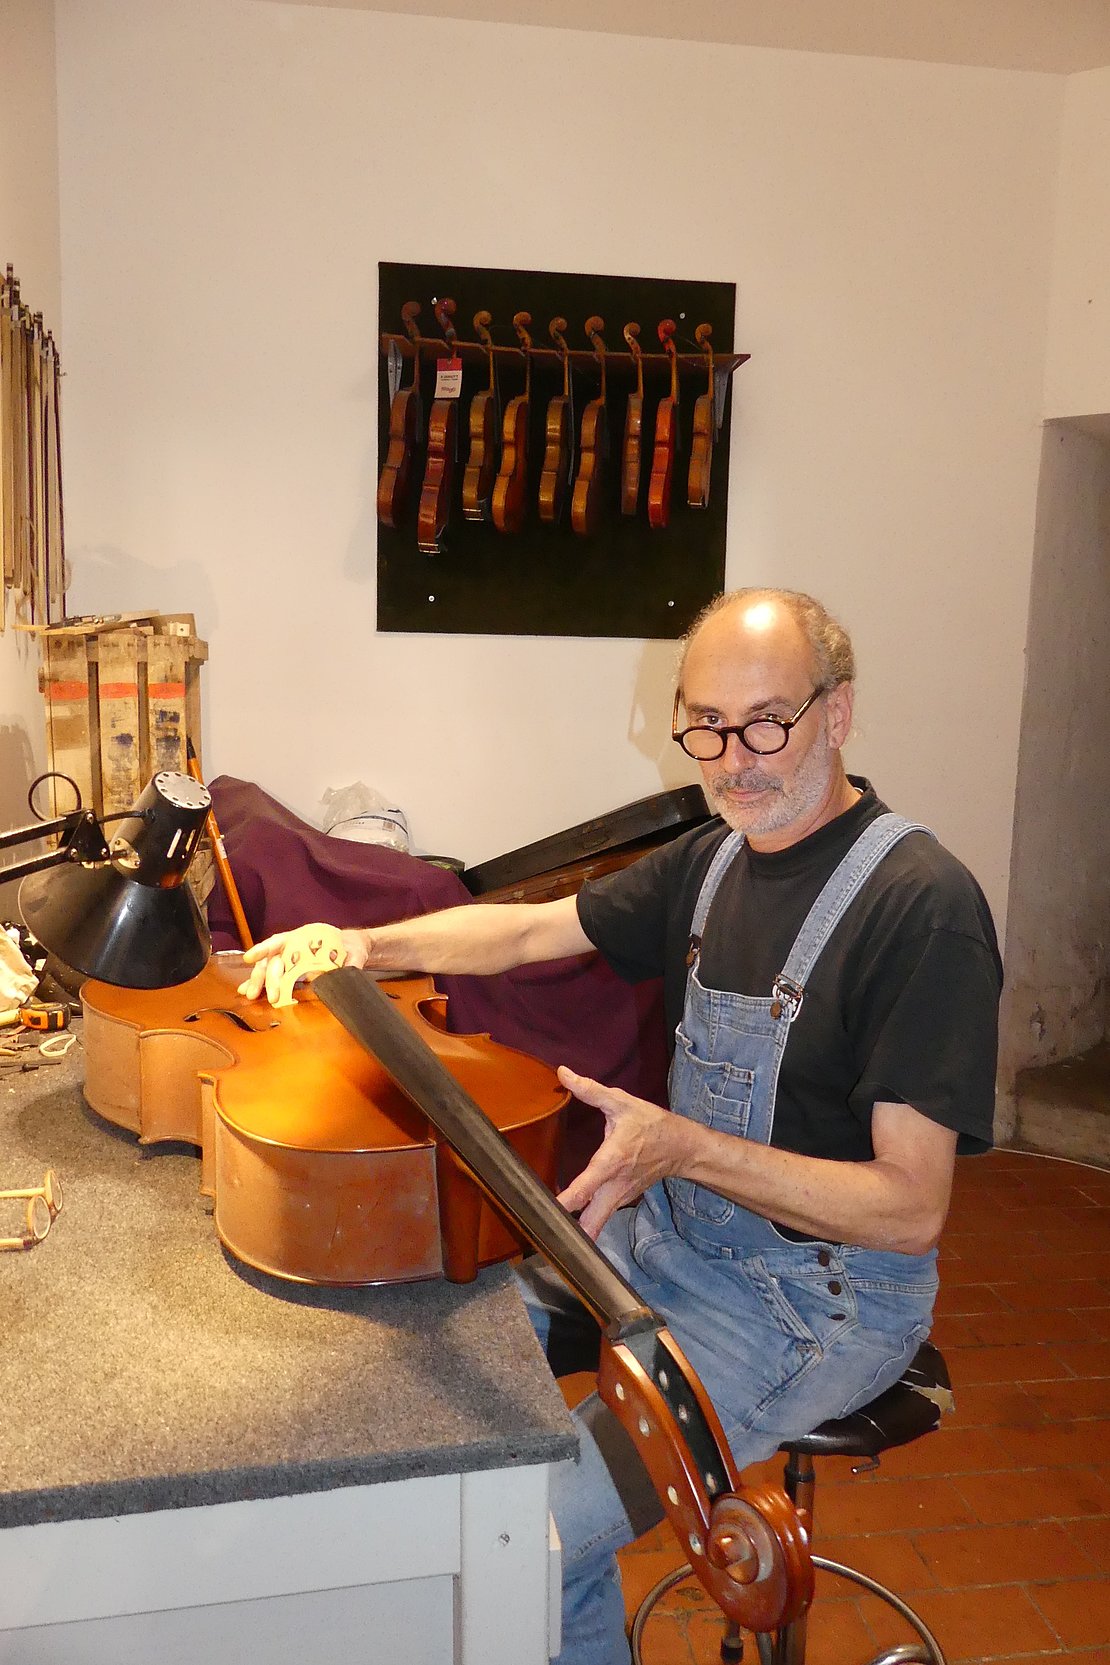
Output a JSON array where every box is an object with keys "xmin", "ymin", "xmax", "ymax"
[{"xmin": 525, "ymin": 813, "xmax": 945, "ymax": 1665}]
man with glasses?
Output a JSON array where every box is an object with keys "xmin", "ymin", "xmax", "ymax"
[{"xmin": 242, "ymin": 588, "xmax": 1001, "ymax": 1665}]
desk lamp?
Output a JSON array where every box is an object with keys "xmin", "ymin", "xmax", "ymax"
[{"xmin": 3, "ymin": 771, "xmax": 211, "ymax": 989}]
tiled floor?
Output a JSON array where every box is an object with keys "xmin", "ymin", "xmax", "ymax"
[{"xmin": 577, "ymin": 1149, "xmax": 1110, "ymax": 1663}]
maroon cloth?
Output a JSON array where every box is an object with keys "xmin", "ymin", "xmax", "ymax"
[{"xmin": 207, "ymin": 778, "xmax": 669, "ymax": 1181}]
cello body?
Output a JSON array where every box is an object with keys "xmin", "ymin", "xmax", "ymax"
[{"xmin": 81, "ymin": 955, "xmax": 566, "ymax": 1287}]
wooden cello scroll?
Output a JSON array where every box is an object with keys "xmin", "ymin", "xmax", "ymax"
[
  {"xmin": 621, "ymin": 322, "xmax": 644, "ymax": 517},
  {"xmin": 570, "ymin": 315, "xmax": 608, "ymax": 537},
  {"xmin": 316, "ymin": 967, "xmax": 814, "ymax": 1637},
  {"xmin": 538, "ymin": 317, "xmax": 574, "ymax": 525},
  {"xmin": 461, "ymin": 310, "xmax": 499, "ymax": 522},
  {"xmin": 376, "ymin": 301, "xmax": 423, "ymax": 529},
  {"xmin": 491, "ymin": 311, "xmax": 532, "ymax": 534},
  {"xmin": 80, "ymin": 952, "xmax": 567, "ymax": 1288},
  {"xmin": 687, "ymin": 323, "xmax": 715, "ymax": 509},
  {"xmin": 647, "ymin": 318, "xmax": 679, "ymax": 530},
  {"xmin": 417, "ymin": 297, "xmax": 460, "ymax": 555}
]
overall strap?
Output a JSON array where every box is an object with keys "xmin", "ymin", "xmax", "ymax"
[
  {"xmin": 686, "ymin": 830, "xmax": 745, "ymax": 964},
  {"xmin": 773, "ymin": 814, "xmax": 933, "ymax": 1018}
]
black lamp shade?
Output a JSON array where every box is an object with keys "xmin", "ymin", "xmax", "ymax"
[{"xmin": 18, "ymin": 771, "xmax": 212, "ymax": 989}]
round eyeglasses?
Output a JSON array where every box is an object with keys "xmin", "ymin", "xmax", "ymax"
[
  {"xmin": 671, "ymin": 687, "xmax": 826, "ymax": 761},
  {"xmin": 0, "ymin": 1169, "xmax": 63, "ymax": 1252}
]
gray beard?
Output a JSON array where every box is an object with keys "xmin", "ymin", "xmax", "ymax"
[{"xmin": 706, "ymin": 746, "xmax": 837, "ymax": 839}]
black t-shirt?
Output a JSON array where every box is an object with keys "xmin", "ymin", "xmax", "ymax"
[{"xmin": 576, "ymin": 781, "xmax": 1001, "ymax": 1160}]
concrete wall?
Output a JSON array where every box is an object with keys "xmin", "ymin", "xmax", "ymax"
[
  {"xmin": 52, "ymin": 0, "xmax": 1061, "ymax": 936},
  {"xmin": 997, "ymin": 420, "xmax": 1110, "ymax": 1132},
  {"xmin": 0, "ymin": 0, "xmax": 60, "ymax": 907}
]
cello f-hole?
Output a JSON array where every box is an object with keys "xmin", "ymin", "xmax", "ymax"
[{"xmin": 185, "ymin": 1007, "xmax": 278, "ymax": 1033}]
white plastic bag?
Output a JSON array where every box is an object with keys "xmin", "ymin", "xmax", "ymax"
[
  {"xmin": 319, "ymin": 784, "xmax": 410, "ymax": 853},
  {"xmin": 0, "ymin": 928, "xmax": 38, "ymax": 1013}
]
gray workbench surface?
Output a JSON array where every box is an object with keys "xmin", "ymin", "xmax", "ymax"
[{"xmin": 0, "ymin": 1033, "xmax": 576, "ymax": 1529}]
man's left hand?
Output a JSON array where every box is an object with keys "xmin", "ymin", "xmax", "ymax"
[{"xmin": 555, "ymin": 1068, "xmax": 689, "ymax": 1240}]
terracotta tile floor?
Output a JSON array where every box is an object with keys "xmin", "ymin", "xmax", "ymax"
[{"xmin": 571, "ymin": 1150, "xmax": 1110, "ymax": 1663}]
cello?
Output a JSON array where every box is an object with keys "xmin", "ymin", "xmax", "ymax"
[
  {"xmin": 376, "ymin": 301, "xmax": 423, "ymax": 528},
  {"xmin": 491, "ymin": 312, "xmax": 532, "ymax": 535},
  {"xmin": 80, "ymin": 950, "xmax": 566, "ymax": 1287},
  {"xmin": 538, "ymin": 317, "xmax": 574, "ymax": 525},
  {"xmin": 687, "ymin": 322, "xmax": 715, "ymax": 509},
  {"xmin": 416, "ymin": 297, "xmax": 460, "ymax": 555},
  {"xmin": 570, "ymin": 315, "xmax": 608, "ymax": 537},
  {"xmin": 80, "ymin": 930, "xmax": 814, "ymax": 1638},
  {"xmin": 621, "ymin": 321, "xmax": 644, "ymax": 517},
  {"xmin": 461, "ymin": 310, "xmax": 499, "ymax": 522},
  {"xmin": 647, "ymin": 318, "xmax": 679, "ymax": 530}
]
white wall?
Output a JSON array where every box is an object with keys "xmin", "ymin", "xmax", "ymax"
[
  {"xmin": 54, "ymin": 0, "xmax": 1061, "ymax": 931},
  {"xmin": 1044, "ymin": 65, "xmax": 1110, "ymax": 419},
  {"xmin": 0, "ymin": 0, "xmax": 59, "ymax": 847}
]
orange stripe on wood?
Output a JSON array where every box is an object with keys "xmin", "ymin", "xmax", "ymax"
[
  {"xmin": 148, "ymin": 682, "xmax": 186, "ymax": 699},
  {"xmin": 46, "ymin": 680, "xmax": 89, "ymax": 700},
  {"xmin": 99, "ymin": 682, "xmax": 139, "ymax": 699}
]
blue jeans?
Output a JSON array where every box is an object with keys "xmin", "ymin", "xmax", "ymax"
[{"xmin": 518, "ymin": 1188, "xmax": 938, "ymax": 1665}]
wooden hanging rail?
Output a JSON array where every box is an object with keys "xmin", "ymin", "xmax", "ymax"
[{"xmin": 381, "ymin": 331, "xmax": 748, "ymax": 380}]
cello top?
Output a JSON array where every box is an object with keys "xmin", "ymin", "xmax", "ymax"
[{"xmin": 82, "ymin": 959, "xmax": 567, "ymax": 1154}]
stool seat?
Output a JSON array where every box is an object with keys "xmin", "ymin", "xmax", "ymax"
[{"xmin": 784, "ymin": 1339, "xmax": 952, "ymax": 1460}]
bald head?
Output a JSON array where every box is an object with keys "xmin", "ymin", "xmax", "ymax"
[{"xmin": 678, "ymin": 588, "xmax": 855, "ymax": 698}]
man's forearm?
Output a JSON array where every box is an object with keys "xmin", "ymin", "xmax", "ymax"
[
  {"xmin": 675, "ymin": 1113, "xmax": 954, "ymax": 1255},
  {"xmin": 351, "ymin": 895, "xmax": 591, "ymax": 976}
]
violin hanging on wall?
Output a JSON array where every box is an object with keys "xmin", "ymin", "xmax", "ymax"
[
  {"xmin": 416, "ymin": 297, "xmax": 460, "ymax": 555},
  {"xmin": 461, "ymin": 310, "xmax": 499, "ymax": 522},
  {"xmin": 570, "ymin": 316, "xmax": 607, "ymax": 537},
  {"xmin": 538, "ymin": 317, "xmax": 574, "ymax": 526},
  {"xmin": 491, "ymin": 312, "xmax": 533, "ymax": 535},
  {"xmin": 376, "ymin": 301, "xmax": 423, "ymax": 528},
  {"xmin": 621, "ymin": 321, "xmax": 644, "ymax": 517},
  {"xmin": 687, "ymin": 322, "xmax": 715, "ymax": 509},
  {"xmin": 647, "ymin": 318, "xmax": 679, "ymax": 530}
]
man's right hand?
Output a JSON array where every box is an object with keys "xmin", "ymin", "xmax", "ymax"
[{"xmin": 237, "ymin": 925, "xmax": 369, "ymax": 1006}]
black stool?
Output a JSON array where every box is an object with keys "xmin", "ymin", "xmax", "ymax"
[{"xmin": 630, "ymin": 1341, "xmax": 951, "ymax": 1665}]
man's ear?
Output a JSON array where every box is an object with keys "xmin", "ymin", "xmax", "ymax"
[{"xmin": 825, "ymin": 682, "xmax": 854, "ymax": 751}]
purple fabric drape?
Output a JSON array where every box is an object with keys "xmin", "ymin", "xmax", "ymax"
[{"xmin": 206, "ymin": 778, "xmax": 669, "ymax": 1181}]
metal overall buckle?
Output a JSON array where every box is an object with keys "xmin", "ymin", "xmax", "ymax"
[{"xmin": 770, "ymin": 975, "xmax": 805, "ymax": 1023}]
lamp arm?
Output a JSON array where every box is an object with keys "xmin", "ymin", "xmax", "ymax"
[{"xmin": 0, "ymin": 811, "xmax": 110, "ymax": 884}]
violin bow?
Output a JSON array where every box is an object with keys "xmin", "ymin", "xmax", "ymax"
[
  {"xmin": 315, "ymin": 966, "xmax": 814, "ymax": 1637},
  {"xmin": 186, "ymin": 740, "xmax": 253, "ymax": 952}
]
